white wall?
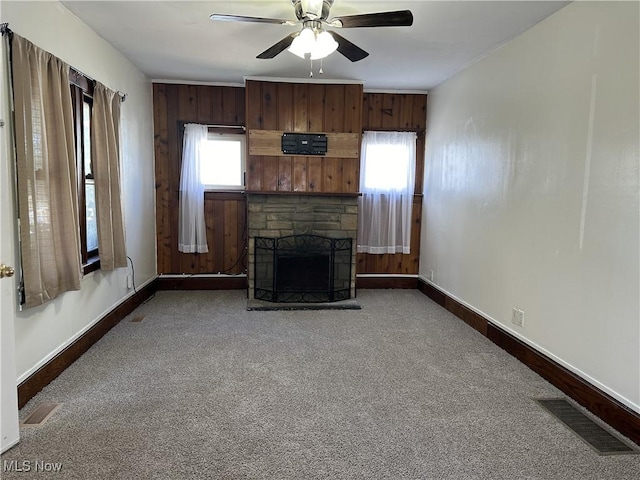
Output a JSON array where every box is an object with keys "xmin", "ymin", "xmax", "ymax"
[
  {"xmin": 2, "ymin": 1, "xmax": 157, "ymax": 382},
  {"xmin": 421, "ymin": 1, "xmax": 639, "ymax": 412}
]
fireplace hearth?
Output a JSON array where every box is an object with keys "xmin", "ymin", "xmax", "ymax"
[{"xmin": 254, "ymin": 235, "xmax": 352, "ymax": 303}]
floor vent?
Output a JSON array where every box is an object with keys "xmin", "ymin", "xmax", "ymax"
[
  {"xmin": 131, "ymin": 315, "xmax": 146, "ymax": 323},
  {"xmin": 22, "ymin": 403, "xmax": 62, "ymax": 426},
  {"xmin": 535, "ymin": 398, "xmax": 638, "ymax": 455}
]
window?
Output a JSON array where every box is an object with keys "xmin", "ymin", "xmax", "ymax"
[
  {"xmin": 200, "ymin": 133, "xmax": 245, "ymax": 190},
  {"xmin": 357, "ymin": 131, "xmax": 417, "ymax": 255},
  {"xmin": 70, "ymin": 71, "xmax": 99, "ymax": 272},
  {"xmin": 362, "ymin": 142, "xmax": 413, "ymax": 191},
  {"xmin": 11, "ymin": 34, "xmax": 125, "ymax": 307}
]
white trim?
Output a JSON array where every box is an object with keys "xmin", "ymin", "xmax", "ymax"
[
  {"xmin": 151, "ymin": 78, "xmax": 428, "ymax": 94},
  {"xmin": 1, "ymin": 437, "xmax": 19, "ymax": 455},
  {"xmin": 243, "ymin": 75, "xmax": 364, "ymax": 85},
  {"xmin": 202, "ymin": 132, "xmax": 246, "ymax": 190},
  {"xmin": 417, "ymin": 276, "xmax": 640, "ymax": 414},
  {"xmin": 15, "ymin": 276, "xmax": 157, "ymax": 385},
  {"xmin": 151, "ymin": 79, "xmax": 245, "ymax": 87}
]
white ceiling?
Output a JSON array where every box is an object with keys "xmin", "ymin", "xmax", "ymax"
[{"xmin": 61, "ymin": 0, "xmax": 570, "ymax": 91}]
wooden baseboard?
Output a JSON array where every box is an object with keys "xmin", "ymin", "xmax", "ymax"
[
  {"xmin": 417, "ymin": 278, "xmax": 640, "ymax": 446},
  {"xmin": 156, "ymin": 275, "xmax": 247, "ymax": 290},
  {"xmin": 356, "ymin": 276, "xmax": 418, "ymax": 289},
  {"xmin": 417, "ymin": 279, "xmax": 487, "ymax": 335},
  {"xmin": 17, "ymin": 280, "xmax": 158, "ymax": 409}
]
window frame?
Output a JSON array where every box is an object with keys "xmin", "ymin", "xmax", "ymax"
[
  {"xmin": 360, "ymin": 130, "xmax": 417, "ymax": 194},
  {"xmin": 361, "ymin": 143, "xmax": 413, "ymax": 192},
  {"xmin": 201, "ymin": 130, "xmax": 246, "ymax": 192},
  {"xmin": 70, "ymin": 69, "xmax": 100, "ymax": 274}
]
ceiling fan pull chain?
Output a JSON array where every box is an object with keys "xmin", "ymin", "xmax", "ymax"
[
  {"xmin": 319, "ymin": 58, "xmax": 324, "ymax": 75},
  {"xmin": 309, "ymin": 57, "xmax": 313, "ymax": 77}
]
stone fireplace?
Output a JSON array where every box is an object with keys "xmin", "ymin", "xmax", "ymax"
[{"xmin": 247, "ymin": 194, "xmax": 358, "ymax": 305}]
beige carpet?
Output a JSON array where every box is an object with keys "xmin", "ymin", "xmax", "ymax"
[{"xmin": 2, "ymin": 290, "xmax": 639, "ymax": 479}]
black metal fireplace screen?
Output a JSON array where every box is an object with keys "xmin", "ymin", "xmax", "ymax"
[{"xmin": 254, "ymin": 235, "xmax": 352, "ymax": 303}]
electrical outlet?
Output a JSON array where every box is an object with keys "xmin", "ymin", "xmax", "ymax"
[
  {"xmin": 511, "ymin": 308, "xmax": 524, "ymax": 327},
  {"xmin": 429, "ymin": 270, "xmax": 434, "ymax": 282},
  {"xmin": 126, "ymin": 274, "xmax": 133, "ymax": 289}
]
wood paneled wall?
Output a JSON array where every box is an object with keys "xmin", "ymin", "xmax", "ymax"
[
  {"xmin": 153, "ymin": 83, "xmax": 247, "ymax": 274},
  {"xmin": 153, "ymin": 83, "xmax": 428, "ymax": 278},
  {"xmin": 245, "ymin": 80, "xmax": 363, "ymax": 193},
  {"xmin": 357, "ymin": 93, "xmax": 427, "ymax": 275},
  {"xmin": 362, "ymin": 92, "xmax": 427, "ymax": 195}
]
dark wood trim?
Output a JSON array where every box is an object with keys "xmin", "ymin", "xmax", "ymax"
[
  {"xmin": 69, "ymin": 68, "xmax": 94, "ymax": 96},
  {"xmin": 486, "ymin": 323, "xmax": 640, "ymax": 445},
  {"xmin": 17, "ymin": 280, "xmax": 158, "ymax": 408},
  {"xmin": 177, "ymin": 120, "xmax": 245, "ymax": 134},
  {"xmin": 417, "ymin": 278, "xmax": 640, "ymax": 446},
  {"xmin": 207, "ymin": 126, "xmax": 246, "ymax": 135},
  {"xmin": 362, "ymin": 127, "xmax": 426, "ymax": 135},
  {"xmin": 204, "ymin": 191, "xmax": 245, "ymax": 201},
  {"xmin": 245, "ymin": 191, "xmax": 362, "ymax": 197},
  {"xmin": 156, "ymin": 275, "xmax": 247, "ymax": 291},
  {"xmin": 417, "ymin": 278, "xmax": 446, "ymax": 306},
  {"xmin": 356, "ymin": 276, "xmax": 418, "ymax": 289},
  {"xmin": 417, "ymin": 279, "xmax": 487, "ymax": 335},
  {"xmin": 82, "ymin": 256, "xmax": 101, "ymax": 275}
]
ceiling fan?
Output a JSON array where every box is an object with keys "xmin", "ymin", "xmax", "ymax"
[{"xmin": 210, "ymin": 0, "xmax": 413, "ymax": 62}]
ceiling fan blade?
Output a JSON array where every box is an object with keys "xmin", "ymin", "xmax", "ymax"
[
  {"xmin": 257, "ymin": 33, "xmax": 298, "ymax": 59},
  {"xmin": 329, "ymin": 32, "xmax": 369, "ymax": 62},
  {"xmin": 329, "ymin": 10, "xmax": 413, "ymax": 28},
  {"xmin": 210, "ymin": 13, "xmax": 295, "ymax": 26}
]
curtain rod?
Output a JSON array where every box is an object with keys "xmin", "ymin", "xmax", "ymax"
[
  {"xmin": 70, "ymin": 67, "xmax": 127, "ymax": 102},
  {"xmin": 207, "ymin": 124, "xmax": 246, "ymax": 131},
  {"xmin": 1, "ymin": 26, "xmax": 126, "ymax": 102}
]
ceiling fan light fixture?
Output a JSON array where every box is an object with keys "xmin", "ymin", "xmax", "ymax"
[
  {"xmin": 310, "ymin": 31, "xmax": 338, "ymax": 60},
  {"xmin": 288, "ymin": 26, "xmax": 338, "ymax": 60},
  {"xmin": 288, "ymin": 27, "xmax": 315, "ymax": 58}
]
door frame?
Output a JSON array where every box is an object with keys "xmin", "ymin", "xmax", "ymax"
[{"xmin": 0, "ymin": 14, "xmax": 21, "ymax": 453}]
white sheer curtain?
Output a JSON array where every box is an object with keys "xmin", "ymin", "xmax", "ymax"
[
  {"xmin": 357, "ymin": 131, "xmax": 417, "ymax": 254},
  {"xmin": 178, "ymin": 124, "xmax": 209, "ymax": 253}
]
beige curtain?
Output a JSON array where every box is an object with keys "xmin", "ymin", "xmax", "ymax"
[
  {"xmin": 11, "ymin": 34, "xmax": 82, "ymax": 308},
  {"xmin": 92, "ymin": 82, "xmax": 126, "ymax": 270}
]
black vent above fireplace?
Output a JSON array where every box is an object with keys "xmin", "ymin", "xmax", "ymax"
[{"xmin": 254, "ymin": 235, "xmax": 352, "ymax": 303}]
